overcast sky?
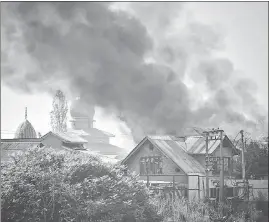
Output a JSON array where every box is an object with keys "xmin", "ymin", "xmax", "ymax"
[{"xmin": 1, "ymin": 2, "xmax": 268, "ymax": 149}]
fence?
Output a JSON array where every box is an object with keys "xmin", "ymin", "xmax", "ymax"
[
  {"xmin": 143, "ymin": 174, "xmax": 200, "ymax": 201},
  {"xmin": 143, "ymin": 174, "xmax": 268, "ymax": 202}
]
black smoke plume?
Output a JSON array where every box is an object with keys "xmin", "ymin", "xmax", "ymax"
[{"xmin": 1, "ymin": 2, "xmax": 267, "ymax": 142}]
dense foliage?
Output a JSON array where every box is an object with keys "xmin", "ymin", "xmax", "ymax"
[
  {"xmin": 235, "ymin": 139, "xmax": 268, "ymax": 179},
  {"xmin": 50, "ymin": 90, "xmax": 68, "ymax": 133},
  {"xmin": 1, "ymin": 148, "xmax": 163, "ymax": 222}
]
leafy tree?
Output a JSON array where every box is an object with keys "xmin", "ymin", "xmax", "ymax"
[
  {"xmin": 234, "ymin": 138, "xmax": 268, "ymax": 179},
  {"xmin": 50, "ymin": 90, "xmax": 68, "ymax": 132},
  {"xmin": 1, "ymin": 147, "xmax": 163, "ymax": 222}
]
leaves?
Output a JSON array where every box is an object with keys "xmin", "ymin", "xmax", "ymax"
[
  {"xmin": 50, "ymin": 90, "xmax": 68, "ymax": 133},
  {"xmin": 1, "ymin": 147, "xmax": 163, "ymax": 222},
  {"xmin": 234, "ymin": 140, "xmax": 268, "ymax": 179}
]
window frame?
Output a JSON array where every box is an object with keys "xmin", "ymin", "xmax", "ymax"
[
  {"xmin": 140, "ymin": 156, "xmax": 163, "ymax": 175},
  {"xmin": 211, "ymin": 157, "xmax": 231, "ymax": 174}
]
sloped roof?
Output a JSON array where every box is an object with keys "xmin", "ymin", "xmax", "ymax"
[
  {"xmin": 184, "ymin": 135, "xmax": 239, "ymax": 154},
  {"xmin": 148, "ymin": 135, "xmax": 237, "ymax": 155},
  {"xmin": 41, "ymin": 131, "xmax": 88, "ymax": 143},
  {"xmin": 87, "ymin": 142, "xmax": 126, "ymax": 155},
  {"xmin": 79, "ymin": 150, "xmax": 119, "ymax": 164},
  {"xmin": 61, "ymin": 143, "xmax": 87, "ymax": 150},
  {"xmin": 184, "ymin": 136, "xmax": 219, "ymax": 154},
  {"xmin": 122, "ymin": 136, "xmax": 205, "ymax": 175},
  {"xmin": 68, "ymin": 128, "xmax": 115, "ymax": 138},
  {"xmin": 1, "ymin": 138, "xmax": 42, "ymax": 143},
  {"xmin": 1, "ymin": 141, "xmax": 41, "ymax": 150},
  {"xmin": 148, "ymin": 137, "xmax": 205, "ymax": 175},
  {"xmin": 147, "ymin": 135, "xmax": 185, "ymax": 141}
]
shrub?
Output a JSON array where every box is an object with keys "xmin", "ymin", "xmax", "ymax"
[{"xmin": 1, "ymin": 147, "xmax": 163, "ymax": 222}]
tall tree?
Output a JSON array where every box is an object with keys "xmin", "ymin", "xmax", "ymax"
[
  {"xmin": 50, "ymin": 90, "xmax": 68, "ymax": 132},
  {"xmin": 234, "ymin": 137, "xmax": 268, "ymax": 179}
]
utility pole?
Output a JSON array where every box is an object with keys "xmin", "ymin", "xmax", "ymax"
[
  {"xmin": 203, "ymin": 128, "xmax": 224, "ymax": 202},
  {"xmin": 219, "ymin": 130, "xmax": 224, "ymax": 202},
  {"xmin": 205, "ymin": 132, "xmax": 209, "ymax": 199},
  {"xmin": 240, "ymin": 130, "xmax": 246, "ymax": 181},
  {"xmin": 240, "ymin": 130, "xmax": 249, "ymax": 201}
]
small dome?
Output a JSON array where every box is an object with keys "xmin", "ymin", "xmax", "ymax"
[
  {"xmin": 14, "ymin": 120, "xmax": 37, "ymax": 139},
  {"xmin": 14, "ymin": 107, "xmax": 37, "ymax": 139},
  {"xmin": 70, "ymin": 97, "xmax": 95, "ymax": 119}
]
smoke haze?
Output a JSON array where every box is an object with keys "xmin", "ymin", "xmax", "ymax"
[{"xmin": 1, "ymin": 2, "xmax": 267, "ymax": 142}]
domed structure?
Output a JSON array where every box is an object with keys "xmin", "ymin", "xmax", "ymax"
[
  {"xmin": 14, "ymin": 108, "xmax": 37, "ymax": 139},
  {"xmin": 70, "ymin": 97, "xmax": 95, "ymax": 119},
  {"xmin": 69, "ymin": 97, "xmax": 95, "ymax": 130}
]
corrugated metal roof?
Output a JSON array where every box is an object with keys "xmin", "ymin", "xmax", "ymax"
[
  {"xmin": 1, "ymin": 142, "xmax": 41, "ymax": 150},
  {"xmin": 184, "ymin": 136, "xmax": 221, "ymax": 154},
  {"xmin": 55, "ymin": 132, "xmax": 88, "ymax": 143},
  {"xmin": 42, "ymin": 131, "xmax": 88, "ymax": 143},
  {"xmin": 1, "ymin": 138, "xmax": 42, "ymax": 142},
  {"xmin": 148, "ymin": 135, "xmax": 185, "ymax": 141},
  {"xmin": 148, "ymin": 137, "xmax": 205, "ymax": 175},
  {"xmin": 148, "ymin": 135, "xmax": 220, "ymax": 154}
]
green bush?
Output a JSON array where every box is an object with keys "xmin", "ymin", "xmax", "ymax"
[{"xmin": 1, "ymin": 147, "xmax": 163, "ymax": 222}]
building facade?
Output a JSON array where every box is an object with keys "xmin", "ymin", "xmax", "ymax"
[{"xmin": 122, "ymin": 134, "xmax": 240, "ymax": 200}]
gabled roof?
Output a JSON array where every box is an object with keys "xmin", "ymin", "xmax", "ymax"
[
  {"xmin": 122, "ymin": 136, "xmax": 205, "ymax": 175},
  {"xmin": 41, "ymin": 131, "xmax": 88, "ymax": 144},
  {"xmin": 143, "ymin": 134, "xmax": 239, "ymax": 155},
  {"xmin": 184, "ymin": 135, "xmax": 240, "ymax": 155}
]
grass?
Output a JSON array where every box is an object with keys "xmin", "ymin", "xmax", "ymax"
[{"xmin": 150, "ymin": 194, "xmax": 265, "ymax": 222}]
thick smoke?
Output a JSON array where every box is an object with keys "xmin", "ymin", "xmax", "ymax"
[{"xmin": 1, "ymin": 2, "xmax": 267, "ymax": 142}]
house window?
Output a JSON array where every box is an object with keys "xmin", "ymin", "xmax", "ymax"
[
  {"xmin": 140, "ymin": 156, "xmax": 163, "ymax": 175},
  {"xmin": 209, "ymin": 187, "xmax": 218, "ymax": 198},
  {"xmin": 210, "ymin": 187, "xmax": 235, "ymax": 199},
  {"xmin": 212, "ymin": 157, "xmax": 231, "ymax": 174}
]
